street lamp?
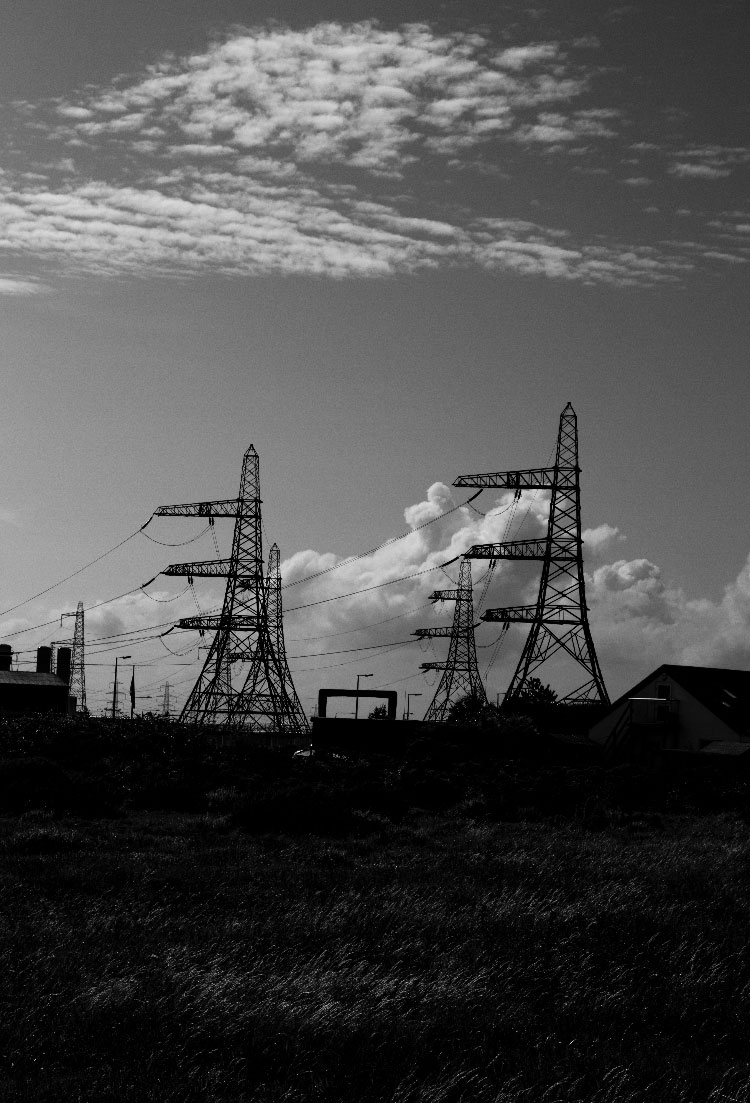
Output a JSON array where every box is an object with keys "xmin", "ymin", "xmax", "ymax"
[
  {"xmin": 112, "ymin": 654, "xmax": 131, "ymax": 719},
  {"xmin": 354, "ymin": 673, "xmax": 373, "ymax": 720},
  {"xmin": 406, "ymin": 692, "xmax": 423, "ymax": 721}
]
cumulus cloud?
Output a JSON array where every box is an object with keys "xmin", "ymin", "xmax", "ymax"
[
  {"xmin": 582, "ymin": 523, "xmax": 622, "ymax": 552},
  {"xmin": 5, "ymin": 477, "xmax": 750, "ymax": 711},
  {"xmin": 588, "ymin": 552, "xmax": 750, "ymax": 695}
]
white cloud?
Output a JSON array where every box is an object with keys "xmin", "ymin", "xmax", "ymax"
[
  {"xmin": 582, "ymin": 523, "xmax": 622, "ymax": 552},
  {"xmin": 670, "ymin": 162, "xmax": 731, "ymax": 180},
  {"xmin": 0, "ymin": 275, "xmax": 45, "ymax": 295},
  {"xmin": 0, "ymin": 22, "xmax": 743, "ymax": 285}
]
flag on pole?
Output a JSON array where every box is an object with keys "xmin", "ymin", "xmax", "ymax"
[{"xmin": 129, "ymin": 669, "xmax": 135, "ymax": 714}]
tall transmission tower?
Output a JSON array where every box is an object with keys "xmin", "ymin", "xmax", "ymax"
[
  {"xmin": 153, "ymin": 445, "xmax": 309, "ymax": 735},
  {"xmin": 61, "ymin": 602, "xmax": 87, "ymax": 712},
  {"xmin": 455, "ymin": 402, "xmax": 609, "ymax": 706},
  {"xmin": 414, "ymin": 557, "xmax": 487, "ymax": 721}
]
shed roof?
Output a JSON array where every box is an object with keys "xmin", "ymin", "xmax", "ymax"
[{"xmin": 0, "ymin": 671, "xmax": 67, "ymax": 687}]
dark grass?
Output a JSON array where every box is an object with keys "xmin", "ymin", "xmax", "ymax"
[
  {"xmin": 3, "ymin": 715, "xmax": 750, "ymax": 1100},
  {"xmin": 3, "ymin": 809, "xmax": 750, "ymax": 1102}
]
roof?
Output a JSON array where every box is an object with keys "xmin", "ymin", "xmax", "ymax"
[
  {"xmin": 0, "ymin": 671, "xmax": 67, "ymax": 687},
  {"xmin": 601, "ymin": 665, "xmax": 750, "ymax": 739}
]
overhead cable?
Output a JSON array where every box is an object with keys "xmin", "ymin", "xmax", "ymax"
[
  {"xmin": 282, "ymin": 492, "xmax": 485, "ymax": 590},
  {"xmin": 0, "ymin": 529, "xmax": 141, "ymax": 619}
]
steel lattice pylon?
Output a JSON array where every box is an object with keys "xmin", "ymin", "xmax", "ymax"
[
  {"xmin": 455, "ymin": 403, "xmax": 609, "ymax": 706},
  {"xmin": 414, "ymin": 557, "xmax": 487, "ymax": 721},
  {"xmin": 60, "ymin": 601, "xmax": 86, "ymax": 712},
  {"xmin": 154, "ymin": 446, "xmax": 309, "ymax": 734}
]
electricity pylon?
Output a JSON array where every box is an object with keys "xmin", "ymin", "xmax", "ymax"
[
  {"xmin": 455, "ymin": 402, "xmax": 609, "ymax": 706},
  {"xmin": 414, "ymin": 557, "xmax": 487, "ymax": 721},
  {"xmin": 161, "ymin": 681, "xmax": 171, "ymax": 718},
  {"xmin": 62, "ymin": 602, "xmax": 86, "ymax": 712},
  {"xmin": 153, "ymin": 445, "xmax": 309, "ymax": 734}
]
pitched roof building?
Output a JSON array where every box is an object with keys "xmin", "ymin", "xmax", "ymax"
[{"xmin": 589, "ymin": 665, "xmax": 750, "ymax": 761}]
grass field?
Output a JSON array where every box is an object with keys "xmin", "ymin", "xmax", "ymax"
[{"xmin": 3, "ymin": 805, "xmax": 750, "ymax": 1102}]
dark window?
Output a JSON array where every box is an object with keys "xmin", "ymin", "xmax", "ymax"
[{"xmin": 656, "ymin": 684, "xmax": 671, "ymax": 700}]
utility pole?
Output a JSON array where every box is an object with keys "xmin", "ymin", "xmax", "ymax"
[
  {"xmin": 414, "ymin": 557, "xmax": 487, "ymax": 721},
  {"xmin": 111, "ymin": 654, "xmax": 131, "ymax": 719},
  {"xmin": 152, "ymin": 446, "xmax": 308, "ymax": 734},
  {"xmin": 354, "ymin": 673, "xmax": 373, "ymax": 720},
  {"xmin": 455, "ymin": 402, "xmax": 609, "ymax": 706}
]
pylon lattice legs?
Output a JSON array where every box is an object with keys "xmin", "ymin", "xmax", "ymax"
[{"xmin": 415, "ymin": 558, "xmax": 487, "ymax": 722}]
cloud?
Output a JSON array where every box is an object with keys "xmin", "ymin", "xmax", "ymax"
[
  {"xmin": 0, "ymin": 21, "xmax": 721, "ymax": 286},
  {"xmin": 5, "ymin": 476, "xmax": 750, "ymax": 711},
  {"xmin": 582, "ymin": 523, "xmax": 622, "ymax": 552},
  {"xmin": 0, "ymin": 275, "xmax": 46, "ymax": 295},
  {"xmin": 588, "ymin": 551, "xmax": 750, "ymax": 695},
  {"xmin": 670, "ymin": 162, "xmax": 731, "ymax": 180}
]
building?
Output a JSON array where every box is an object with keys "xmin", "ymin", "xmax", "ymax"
[
  {"xmin": 589, "ymin": 665, "xmax": 750, "ymax": 762},
  {"xmin": 0, "ymin": 644, "xmax": 73, "ymax": 715}
]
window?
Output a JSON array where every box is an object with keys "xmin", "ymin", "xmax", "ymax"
[{"xmin": 656, "ymin": 684, "xmax": 671, "ymax": 700}]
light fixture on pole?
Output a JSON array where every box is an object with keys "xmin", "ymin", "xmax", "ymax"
[
  {"xmin": 112, "ymin": 655, "xmax": 131, "ymax": 719},
  {"xmin": 406, "ymin": 692, "xmax": 423, "ymax": 721},
  {"xmin": 354, "ymin": 673, "xmax": 373, "ymax": 720}
]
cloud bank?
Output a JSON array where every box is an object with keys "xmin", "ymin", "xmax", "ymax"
[{"xmin": 3, "ymin": 479, "xmax": 750, "ymax": 710}]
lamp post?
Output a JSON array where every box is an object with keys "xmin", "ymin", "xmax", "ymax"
[
  {"xmin": 112, "ymin": 654, "xmax": 131, "ymax": 719},
  {"xmin": 406, "ymin": 692, "xmax": 423, "ymax": 721},
  {"xmin": 354, "ymin": 673, "xmax": 373, "ymax": 720}
]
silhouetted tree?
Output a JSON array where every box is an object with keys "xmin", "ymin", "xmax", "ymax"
[
  {"xmin": 513, "ymin": 678, "xmax": 558, "ymax": 707},
  {"xmin": 368, "ymin": 704, "xmax": 388, "ymax": 719},
  {"xmin": 448, "ymin": 695, "xmax": 502, "ymax": 728}
]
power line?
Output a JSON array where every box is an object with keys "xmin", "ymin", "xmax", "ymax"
[
  {"xmin": 0, "ymin": 529, "xmax": 141, "ymax": 619},
  {"xmin": 281, "ymin": 492, "xmax": 486, "ymax": 589}
]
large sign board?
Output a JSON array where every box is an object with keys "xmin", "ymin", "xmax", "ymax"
[{"xmin": 317, "ymin": 688, "xmax": 397, "ymax": 720}]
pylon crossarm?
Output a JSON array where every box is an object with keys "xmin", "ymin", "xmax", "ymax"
[
  {"xmin": 154, "ymin": 499, "xmax": 242, "ymax": 518},
  {"xmin": 420, "ymin": 661, "xmax": 448, "ymax": 671},
  {"xmin": 163, "ymin": 558, "xmax": 233, "ymax": 577},
  {"xmin": 414, "ymin": 624, "xmax": 480, "ymax": 638},
  {"xmin": 429, "ymin": 588, "xmax": 460, "ymax": 602},
  {"xmin": 454, "ymin": 467, "xmax": 556, "ymax": 489},
  {"xmin": 466, "ymin": 538, "xmax": 576, "ymax": 561},
  {"xmin": 177, "ymin": 614, "xmax": 261, "ymax": 631},
  {"xmin": 482, "ymin": 605, "xmax": 582, "ymax": 624}
]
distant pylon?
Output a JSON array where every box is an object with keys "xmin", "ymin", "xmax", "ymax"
[
  {"xmin": 414, "ymin": 557, "xmax": 487, "ymax": 721},
  {"xmin": 455, "ymin": 402, "xmax": 609, "ymax": 706},
  {"xmin": 153, "ymin": 446, "xmax": 309, "ymax": 734},
  {"xmin": 161, "ymin": 681, "xmax": 171, "ymax": 718},
  {"xmin": 59, "ymin": 601, "xmax": 86, "ymax": 712}
]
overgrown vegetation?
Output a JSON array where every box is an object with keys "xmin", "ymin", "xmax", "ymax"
[{"xmin": 3, "ymin": 713, "xmax": 750, "ymax": 1100}]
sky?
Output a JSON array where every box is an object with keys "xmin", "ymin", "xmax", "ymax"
[{"xmin": 0, "ymin": 0, "xmax": 748, "ymax": 717}]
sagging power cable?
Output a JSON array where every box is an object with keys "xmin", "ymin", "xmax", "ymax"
[
  {"xmin": 0, "ymin": 529, "xmax": 141, "ymax": 619},
  {"xmin": 282, "ymin": 492, "xmax": 484, "ymax": 590}
]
